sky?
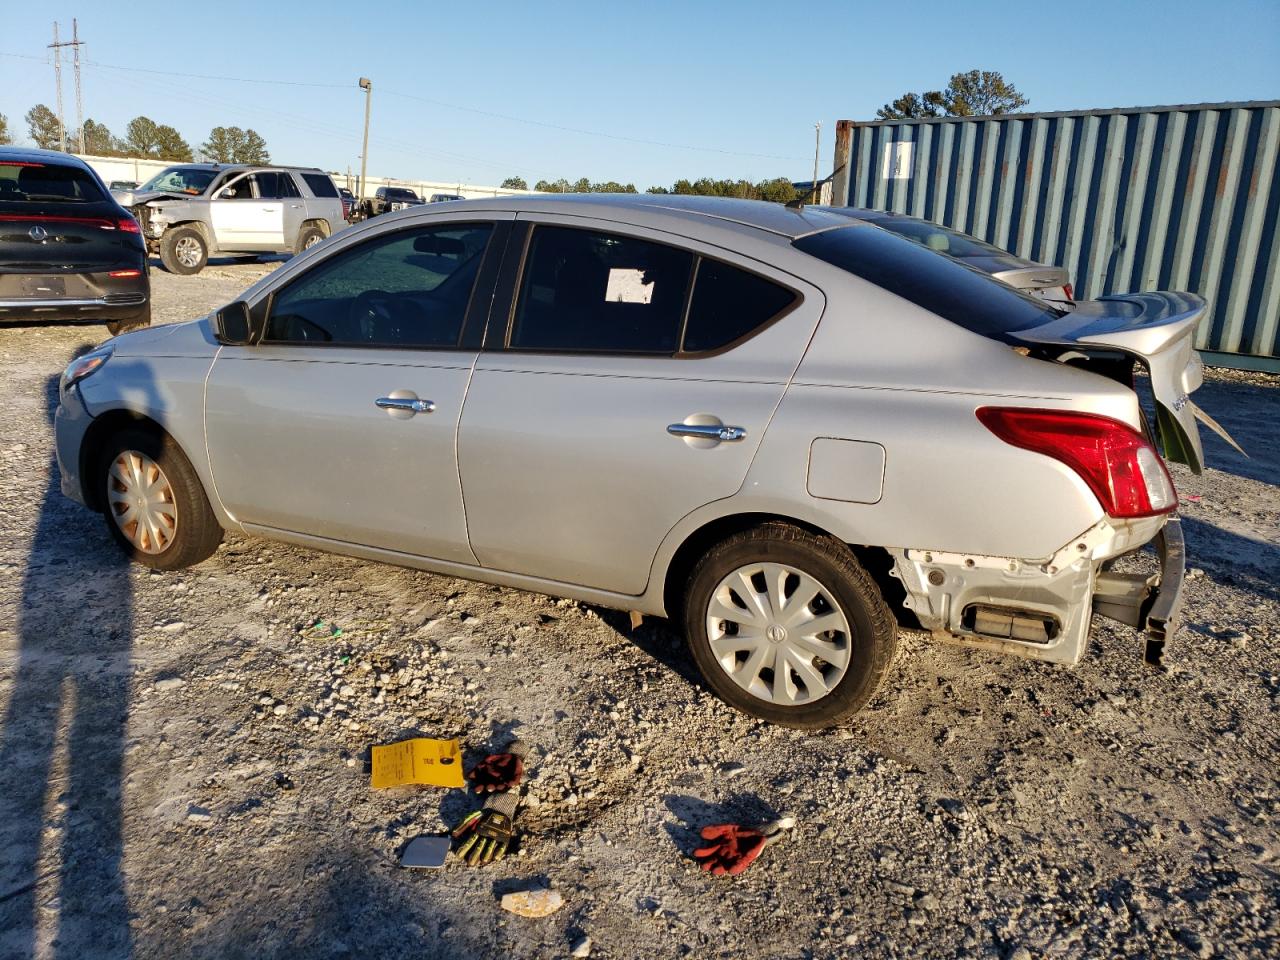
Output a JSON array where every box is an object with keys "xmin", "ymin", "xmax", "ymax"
[{"xmin": 1, "ymin": 0, "xmax": 1277, "ymax": 190}]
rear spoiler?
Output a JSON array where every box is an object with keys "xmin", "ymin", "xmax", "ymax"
[{"xmin": 1012, "ymin": 292, "xmax": 1243, "ymax": 473}]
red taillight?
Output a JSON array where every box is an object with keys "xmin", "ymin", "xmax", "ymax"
[
  {"xmin": 976, "ymin": 407, "xmax": 1177, "ymax": 519},
  {"xmin": 1063, "ymin": 283, "xmax": 1074, "ymax": 301},
  {"xmin": 108, "ymin": 269, "xmax": 141, "ymax": 278},
  {"xmin": 116, "ymin": 216, "xmax": 140, "ymax": 233}
]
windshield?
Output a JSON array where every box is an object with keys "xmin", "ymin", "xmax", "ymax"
[
  {"xmin": 138, "ymin": 166, "xmax": 218, "ymax": 196},
  {"xmin": 0, "ymin": 161, "xmax": 106, "ymax": 204},
  {"xmin": 793, "ymin": 225, "xmax": 1064, "ymax": 341},
  {"xmin": 385, "ymin": 188, "xmax": 419, "ymax": 201}
]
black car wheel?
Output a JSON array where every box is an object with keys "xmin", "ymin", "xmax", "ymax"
[{"xmin": 683, "ymin": 523, "xmax": 898, "ymax": 729}]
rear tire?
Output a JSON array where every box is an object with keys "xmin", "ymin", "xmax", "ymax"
[
  {"xmin": 99, "ymin": 427, "xmax": 223, "ymax": 570},
  {"xmin": 683, "ymin": 523, "xmax": 897, "ymax": 729},
  {"xmin": 296, "ymin": 225, "xmax": 326, "ymax": 254},
  {"xmin": 159, "ymin": 226, "xmax": 208, "ymax": 275},
  {"xmin": 106, "ymin": 305, "xmax": 151, "ymax": 336}
]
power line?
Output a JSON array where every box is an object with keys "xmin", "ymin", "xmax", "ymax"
[
  {"xmin": 381, "ymin": 89, "xmax": 811, "ymax": 163},
  {"xmin": 82, "ymin": 57, "xmax": 351, "ymax": 89},
  {"xmin": 1, "ymin": 49, "xmax": 809, "ymax": 164}
]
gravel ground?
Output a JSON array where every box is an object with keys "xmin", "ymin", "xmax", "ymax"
[{"xmin": 0, "ymin": 261, "xmax": 1276, "ymax": 960}]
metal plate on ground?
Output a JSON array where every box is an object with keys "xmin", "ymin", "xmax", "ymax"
[{"xmin": 400, "ymin": 835, "xmax": 450, "ymax": 869}]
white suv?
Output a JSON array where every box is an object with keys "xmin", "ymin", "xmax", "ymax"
[{"xmin": 124, "ymin": 164, "xmax": 347, "ymax": 274}]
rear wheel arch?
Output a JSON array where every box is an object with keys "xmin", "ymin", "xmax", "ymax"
[
  {"xmin": 296, "ymin": 219, "xmax": 329, "ymax": 253},
  {"xmin": 661, "ymin": 512, "xmax": 898, "ymax": 619}
]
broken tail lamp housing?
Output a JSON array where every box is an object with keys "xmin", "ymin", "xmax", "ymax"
[{"xmin": 977, "ymin": 407, "xmax": 1177, "ymax": 519}]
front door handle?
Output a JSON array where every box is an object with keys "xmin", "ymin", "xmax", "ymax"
[
  {"xmin": 376, "ymin": 396, "xmax": 435, "ymax": 415},
  {"xmin": 667, "ymin": 423, "xmax": 747, "ymax": 442}
]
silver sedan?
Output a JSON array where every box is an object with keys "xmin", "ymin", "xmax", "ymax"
[{"xmin": 55, "ymin": 194, "xmax": 1217, "ymax": 727}]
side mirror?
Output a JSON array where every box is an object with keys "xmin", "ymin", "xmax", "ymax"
[
  {"xmin": 219, "ymin": 187, "xmax": 236, "ymax": 199},
  {"xmin": 214, "ymin": 300, "xmax": 263, "ymax": 345}
]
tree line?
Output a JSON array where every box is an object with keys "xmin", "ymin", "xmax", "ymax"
[
  {"xmin": 0, "ymin": 105, "xmax": 270, "ymax": 164},
  {"xmin": 501, "ymin": 175, "xmax": 801, "ymax": 202}
]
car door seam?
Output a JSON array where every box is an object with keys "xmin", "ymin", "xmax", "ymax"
[
  {"xmin": 453, "ymin": 352, "xmax": 483, "ymax": 566},
  {"xmin": 201, "ymin": 344, "xmax": 237, "ymax": 524}
]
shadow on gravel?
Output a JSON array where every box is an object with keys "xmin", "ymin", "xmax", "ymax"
[
  {"xmin": 183, "ymin": 848, "xmax": 496, "ymax": 960},
  {"xmin": 0, "ymin": 371, "xmax": 134, "ymax": 959},
  {"xmin": 593, "ymin": 609, "xmax": 705, "ymax": 690},
  {"xmin": 1181, "ymin": 516, "xmax": 1280, "ymax": 605}
]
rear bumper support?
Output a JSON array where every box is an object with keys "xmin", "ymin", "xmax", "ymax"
[{"xmin": 1143, "ymin": 518, "xmax": 1185, "ymax": 668}]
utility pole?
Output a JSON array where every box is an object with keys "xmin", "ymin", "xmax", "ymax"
[
  {"xmin": 812, "ymin": 122, "xmax": 821, "ymax": 202},
  {"xmin": 358, "ymin": 77, "xmax": 372, "ymax": 202},
  {"xmin": 48, "ymin": 22, "xmax": 66, "ymax": 151}
]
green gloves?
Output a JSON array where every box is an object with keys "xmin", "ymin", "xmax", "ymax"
[{"xmin": 452, "ymin": 789, "xmax": 518, "ymax": 865}]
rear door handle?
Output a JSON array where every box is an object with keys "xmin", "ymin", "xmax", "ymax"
[
  {"xmin": 376, "ymin": 396, "xmax": 435, "ymax": 415},
  {"xmin": 667, "ymin": 423, "xmax": 746, "ymax": 442}
]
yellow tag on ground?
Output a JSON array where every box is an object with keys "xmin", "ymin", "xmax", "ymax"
[{"xmin": 370, "ymin": 737, "xmax": 466, "ymax": 789}]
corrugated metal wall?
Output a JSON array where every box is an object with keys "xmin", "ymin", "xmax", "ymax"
[{"xmin": 832, "ymin": 101, "xmax": 1280, "ymax": 367}]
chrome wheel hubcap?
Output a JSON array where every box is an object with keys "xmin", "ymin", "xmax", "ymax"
[
  {"xmin": 107, "ymin": 450, "xmax": 177, "ymax": 554},
  {"xmin": 706, "ymin": 562, "xmax": 851, "ymax": 705},
  {"xmin": 175, "ymin": 236, "xmax": 201, "ymax": 268},
  {"xmin": 304, "ymin": 233, "xmax": 321, "ymax": 248}
]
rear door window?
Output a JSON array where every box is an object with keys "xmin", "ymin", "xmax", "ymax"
[
  {"xmin": 682, "ymin": 259, "xmax": 797, "ymax": 352},
  {"xmin": 254, "ymin": 172, "xmax": 282, "ymax": 200},
  {"xmin": 265, "ymin": 223, "xmax": 494, "ymax": 347},
  {"xmin": 793, "ymin": 225, "xmax": 1062, "ymax": 339},
  {"xmin": 277, "ymin": 173, "xmax": 302, "ymax": 199},
  {"xmin": 0, "ymin": 162, "xmax": 106, "ymax": 204},
  {"xmin": 509, "ymin": 226, "xmax": 693, "ymax": 353}
]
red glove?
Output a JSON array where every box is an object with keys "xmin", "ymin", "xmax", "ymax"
[
  {"xmin": 467, "ymin": 750, "xmax": 524, "ymax": 794},
  {"xmin": 693, "ymin": 824, "xmax": 768, "ymax": 876}
]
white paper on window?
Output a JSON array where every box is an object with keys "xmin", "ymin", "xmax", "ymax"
[{"xmin": 605, "ymin": 268, "xmax": 654, "ymax": 304}]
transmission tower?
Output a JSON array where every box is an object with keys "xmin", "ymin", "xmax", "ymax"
[
  {"xmin": 48, "ymin": 22, "xmax": 65, "ymax": 151},
  {"xmin": 48, "ymin": 20, "xmax": 86, "ymax": 153}
]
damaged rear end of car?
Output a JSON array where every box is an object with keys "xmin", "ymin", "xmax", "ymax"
[{"xmin": 792, "ymin": 223, "xmax": 1236, "ymax": 672}]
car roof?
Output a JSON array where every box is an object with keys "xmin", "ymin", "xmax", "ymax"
[
  {"xmin": 442, "ymin": 193, "xmax": 862, "ymax": 240},
  {"xmin": 153, "ymin": 162, "xmax": 328, "ymax": 174},
  {"xmin": 0, "ymin": 145, "xmax": 93, "ymax": 170}
]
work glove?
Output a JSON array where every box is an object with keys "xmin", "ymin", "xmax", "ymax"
[
  {"xmin": 451, "ymin": 790, "xmax": 519, "ymax": 866},
  {"xmin": 693, "ymin": 816, "xmax": 795, "ymax": 876},
  {"xmin": 467, "ymin": 739, "xmax": 526, "ymax": 794}
]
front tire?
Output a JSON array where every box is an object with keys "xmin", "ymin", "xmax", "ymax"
[
  {"xmin": 683, "ymin": 523, "xmax": 897, "ymax": 729},
  {"xmin": 159, "ymin": 226, "xmax": 208, "ymax": 275},
  {"xmin": 99, "ymin": 428, "xmax": 223, "ymax": 570}
]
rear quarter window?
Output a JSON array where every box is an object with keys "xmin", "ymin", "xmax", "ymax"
[
  {"xmin": 682, "ymin": 259, "xmax": 797, "ymax": 353},
  {"xmin": 301, "ymin": 173, "xmax": 339, "ymax": 198},
  {"xmin": 793, "ymin": 225, "xmax": 1060, "ymax": 339}
]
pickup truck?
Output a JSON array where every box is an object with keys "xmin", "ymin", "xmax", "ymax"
[{"xmin": 360, "ymin": 186, "xmax": 426, "ymax": 219}]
